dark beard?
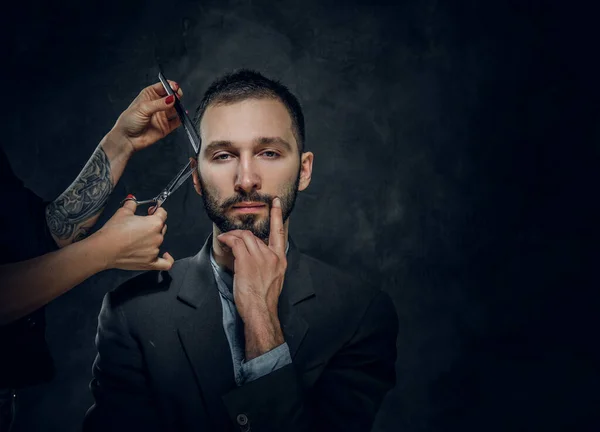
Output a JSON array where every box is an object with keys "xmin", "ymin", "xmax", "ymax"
[{"xmin": 198, "ymin": 167, "xmax": 300, "ymax": 242}]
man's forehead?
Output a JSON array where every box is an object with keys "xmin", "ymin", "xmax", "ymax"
[{"xmin": 199, "ymin": 98, "xmax": 295, "ymax": 144}]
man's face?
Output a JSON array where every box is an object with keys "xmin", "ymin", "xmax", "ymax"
[{"xmin": 193, "ymin": 98, "xmax": 310, "ymax": 242}]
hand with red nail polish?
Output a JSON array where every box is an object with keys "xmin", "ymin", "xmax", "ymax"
[
  {"xmin": 109, "ymin": 79, "xmax": 185, "ymax": 155},
  {"xmin": 93, "ymin": 197, "xmax": 174, "ymax": 271}
]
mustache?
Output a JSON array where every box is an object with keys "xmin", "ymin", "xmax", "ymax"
[{"xmin": 220, "ymin": 192, "xmax": 275, "ymax": 210}]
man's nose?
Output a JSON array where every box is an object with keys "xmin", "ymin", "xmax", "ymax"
[{"xmin": 234, "ymin": 160, "xmax": 261, "ymax": 193}]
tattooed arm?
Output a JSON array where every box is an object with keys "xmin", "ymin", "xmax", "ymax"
[
  {"xmin": 0, "ymin": 199, "xmax": 174, "ymax": 325},
  {"xmin": 46, "ymin": 80, "xmax": 185, "ymax": 247},
  {"xmin": 46, "ymin": 133, "xmax": 131, "ymax": 247},
  {"xmin": 0, "ymin": 80, "xmax": 183, "ymax": 324}
]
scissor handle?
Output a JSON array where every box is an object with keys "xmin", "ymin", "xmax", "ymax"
[
  {"xmin": 120, "ymin": 196, "xmax": 155, "ymax": 206},
  {"xmin": 137, "ymin": 198, "xmax": 158, "ymax": 205}
]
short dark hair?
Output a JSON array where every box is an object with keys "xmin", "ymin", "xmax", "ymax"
[{"xmin": 193, "ymin": 69, "xmax": 305, "ymax": 155}]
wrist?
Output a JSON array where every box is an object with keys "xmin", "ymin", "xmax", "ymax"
[
  {"xmin": 85, "ymin": 231, "xmax": 115, "ymax": 272},
  {"xmin": 244, "ymin": 310, "xmax": 284, "ymax": 360},
  {"xmin": 241, "ymin": 302, "xmax": 279, "ymax": 329},
  {"xmin": 102, "ymin": 129, "xmax": 135, "ymax": 161}
]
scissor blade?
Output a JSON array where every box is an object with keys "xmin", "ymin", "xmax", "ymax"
[
  {"xmin": 153, "ymin": 160, "xmax": 195, "ymax": 208},
  {"xmin": 163, "ymin": 160, "xmax": 193, "ymax": 196},
  {"xmin": 158, "ymin": 71, "xmax": 201, "ymax": 154},
  {"xmin": 168, "ymin": 165, "xmax": 194, "ymax": 196}
]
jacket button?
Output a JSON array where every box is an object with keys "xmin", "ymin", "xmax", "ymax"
[
  {"xmin": 236, "ymin": 414, "xmax": 248, "ymax": 426},
  {"xmin": 27, "ymin": 317, "xmax": 36, "ymax": 328}
]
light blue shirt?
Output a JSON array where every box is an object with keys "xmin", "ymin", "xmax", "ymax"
[{"xmin": 209, "ymin": 242, "xmax": 292, "ymax": 386}]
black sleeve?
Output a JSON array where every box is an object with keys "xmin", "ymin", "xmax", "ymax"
[
  {"xmin": 221, "ymin": 290, "xmax": 399, "ymax": 432},
  {"xmin": 0, "ymin": 148, "xmax": 59, "ymax": 265},
  {"xmin": 82, "ymin": 291, "xmax": 164, "ymax": 432}
]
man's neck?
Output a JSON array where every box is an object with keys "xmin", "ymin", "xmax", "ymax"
[{"xmin": 211, "ymin": 222, "xmax": 289, "ymax": 274}]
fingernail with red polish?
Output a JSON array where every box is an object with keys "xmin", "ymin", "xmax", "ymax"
[
  {"xmin": 165, "ymin": 95, "xmax": 174, "ymax": 104},
  {"xmin": 126, "ymin": 194, "xmax": 135, "ymax": 200}
]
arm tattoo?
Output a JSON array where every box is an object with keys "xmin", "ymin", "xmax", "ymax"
[{"xmin": 45, "ymin": 146, "xmax": 114, "ymax": 242}]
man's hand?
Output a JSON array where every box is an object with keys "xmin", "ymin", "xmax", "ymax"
[
  {"xmin": 92, "ymin": 197, "xmax": 174, "ymax": 271},
  {"xmin": 217, "ymin": 197, "xmax": 287, "ymax": 360},
  {"xmin": 109, "ymin": 80, "xmax": 185, "ymax": 155}
]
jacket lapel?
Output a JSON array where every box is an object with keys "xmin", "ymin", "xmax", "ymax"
[
  {"xmin": 278, "ymin": 237, "xmax": 315, "ymax": 361},
  {"xmin": 174, "ymin": 233, "xmax": 316, "ymax": 424},
  {"xmin": 175, "ymin": 235, "xmax": 235, "ymax": 427}
]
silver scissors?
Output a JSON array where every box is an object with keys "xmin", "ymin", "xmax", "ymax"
[{"xmin": 122, "ymin": 71, "xmax": 201, "ymax": 213}]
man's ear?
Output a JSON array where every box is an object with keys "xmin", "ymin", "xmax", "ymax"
[
  {"xmin": 298, "ymin": 151, "xmax": 314, "ymax": 192},
  {"xmin": 190, "ymin": 157, "xmax": 202, "ymax": 196}
]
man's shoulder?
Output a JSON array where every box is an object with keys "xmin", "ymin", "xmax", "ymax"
[
  {"xmin": 104, "ymin": 255, "xmax": 196, "ymax": 313},
  {"xmin": 295, "ymin": 250, "xmax": 398, "ymax": 342},
  {"xmin": 298, "ymin": 251, "xmax": 382, "ymax": 307}
]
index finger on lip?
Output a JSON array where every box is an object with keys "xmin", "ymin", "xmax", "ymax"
[{"xmin": 268, "ymin": 197, "xmax": 285, "ymax": 255}]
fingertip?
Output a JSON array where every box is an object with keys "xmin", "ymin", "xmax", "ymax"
[
  {"xmin": 155, "ymin": 258, "xmax": 173, "ymax": 271},
  {"xmin": 216, "ymin": 233, "xmax": 231, "ymax": 245},
  {"xmin": 122, "ymin": 196, "xmax": 137, "ymax": 211},
  {"xmin": 153, "ymin": 207, "xmax": 168, "ymax": 222},
  {"xmin": 273, "ymin": 197, "xmax": 281, "ymax": 208},
  {"xmin": 163, "ymin": 251, "xmax": 174, "ymax": 262}
]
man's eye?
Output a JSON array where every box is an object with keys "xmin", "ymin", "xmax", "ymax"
[
  {"xmin": 214, "ymin": 153, "xmax": 231, "ymax": 161},
  {"xmin": 262, "ymin": 151, "xmax": 279, "ymax": 158}
]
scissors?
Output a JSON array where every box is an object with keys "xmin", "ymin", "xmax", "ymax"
[{"xmin": 122, "ymin": 71, "xmax": 201, "ymax": 214}]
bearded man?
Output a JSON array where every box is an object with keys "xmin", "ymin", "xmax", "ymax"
[{"xmin": 83, "ymin": 69, "xmax": 399, "ymax": 432}]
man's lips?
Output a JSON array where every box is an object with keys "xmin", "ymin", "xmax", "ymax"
[
  {"xmin": 231, "ymin": 202, "xmax": 267, "ymax": 213},
  {"xmin": 232, "ymin": 202, "xmax": 266, "ymax": 208}
]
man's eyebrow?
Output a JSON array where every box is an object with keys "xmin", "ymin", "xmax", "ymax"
[
  {"xmin": 254, "ymin": 136, "xmax": 293, "ymax": 152},
  {"xmin": 203, "ymin": 140, "xmax": 235, "ymax": 155}
]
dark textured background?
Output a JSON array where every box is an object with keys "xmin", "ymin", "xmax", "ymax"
[{"xmin": 1, "ymin": 0, "xmax": 598, "ymax": 430}]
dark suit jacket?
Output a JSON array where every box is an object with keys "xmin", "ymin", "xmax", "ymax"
[{"xmin": 83, "ymin": 234, "xmax": 398, "ymax": 432}]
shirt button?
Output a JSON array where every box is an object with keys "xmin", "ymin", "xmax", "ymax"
[
  {"xmin": 236, "ymin": 414, "xmax": 248, "ymax": 426},
  {"xmin": 27, "ymin": 317, "xmax": 36, "ymax": 328}
]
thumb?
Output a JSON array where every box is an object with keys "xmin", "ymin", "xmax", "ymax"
[
  {"xmin": 137, "ymin": 94, "xmax": 175, "ymax": 117},
  {"xmin": 149, "ymin": 252, "xmax": 174, "ymax": 271},
  {"xmin": 121, "ymin": 195, "xmax": 138, "ymax": 214}
]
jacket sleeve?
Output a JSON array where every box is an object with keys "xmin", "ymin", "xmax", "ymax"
[
  {"xmin": 221, "ymin": 290, "xmax": 399, "ymax": 432},
  {"xmin": 82, "ymin": 291, "xmax": 163, "ymax": 432}
]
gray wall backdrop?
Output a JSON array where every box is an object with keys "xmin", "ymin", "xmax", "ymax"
[{"xmin": 2, "ymin": 0, "xmax": 597, "ymax": 431}]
